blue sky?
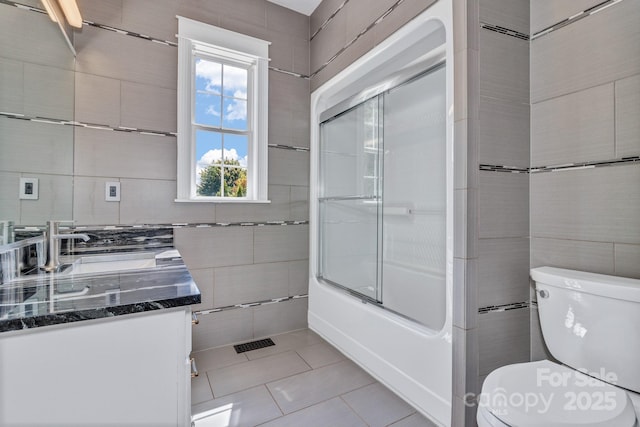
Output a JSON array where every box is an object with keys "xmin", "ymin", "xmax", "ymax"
[{"xmin": 194, "ymin": 58, "xmax": 248, "ymax": 178}]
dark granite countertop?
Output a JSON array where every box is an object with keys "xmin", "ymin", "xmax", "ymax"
[{"xmin": 0, "ymin": 249, "xmax": 201, "ymax": 333}]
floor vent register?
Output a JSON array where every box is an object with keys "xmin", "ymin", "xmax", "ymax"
[{"xmin": 234, "ymin": 338, "xmax": 275, "ymax": 354}]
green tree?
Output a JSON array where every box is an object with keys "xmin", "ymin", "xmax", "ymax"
[{"xmin": 197, "ymin": 158, "xmax": 247, "ymax": 197}]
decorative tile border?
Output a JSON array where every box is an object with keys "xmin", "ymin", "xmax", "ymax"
[
  {"xmin": 480, "ymin": 23, "xmax": 529, "ymax": 41},
  {"xmin": 0, "ymin": 112, "xmax": 309, "ymax": 152},
  {"xmin": 195, "ymin": 294, "xmax": 308, "ymax": 316},
  {"xmin": 310, "ymin": 0, "xmax": 408, "ymax": 78},
  {"xmin": 478, "ymin": 301, "xmax": 529, "ymax": 314},
  {"xmin": 531, "ymin": 0, "xmax": 624, "ymax": 40},
  {"xmin": 310, "ymin": 0, "xmax": 350, "ymax": 41},
  {"xmin": 3, "ymin": 0, "xmax": 309, "ymax": 79},
  {"xmin": 481, "ymin": 156, "xmax": 640, "ymax": 175}
]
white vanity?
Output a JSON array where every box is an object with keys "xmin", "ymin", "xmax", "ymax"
[{"xmin": 0, "ymin": 243, "xmax": 200, "ymax": 427}]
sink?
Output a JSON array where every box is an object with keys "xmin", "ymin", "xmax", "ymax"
[{"xmin": 68, "ymin": 252, "xmax": 158, "ymax": 275}]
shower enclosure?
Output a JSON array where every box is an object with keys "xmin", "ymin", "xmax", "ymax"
[
  {"xmin": 318, "ymin": 63, "xmax": 446, "ymax": 330},
  {"xmin": 309, "ymin": 3, "xmax": 453, "ymax": 425}
]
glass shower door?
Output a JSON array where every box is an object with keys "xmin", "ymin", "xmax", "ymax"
[{"xmin": 318, "ymin": 98, "xmax": 382, "ymax": 301}]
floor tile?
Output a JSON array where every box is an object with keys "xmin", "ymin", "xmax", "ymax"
[
  {"xmin": 192, "ymin": 386, "xmax": 282, "ymax": 427},
  {"xmin": 295, "ymin": 341, "xmax": 345, "ymax": 369},
  {"xmin": 192, "ymin": 345, "xmax": 249, "ymax": 372},
  {"xmin": 191, "ymin": 374, "xmax": 214, "ymax": 406},
  {"xmin": 267, "ymin": 360, "xmax": 375, "ymax": 414},
  {"xmin": 342, "ymin": 383, "xmax": 416, "ymax": 427},
  {"xmin": 245, "ymin": 329, "xmax": 323, "ymax": 360},
  {"xmin": 389, "ymin": 413, "xmax": 439, "ymax": 427},
  {"xmin": 256, "ymin": 397, "xmax": 367, "ymax": 427},
  {"xmin": 208, "ymin": 351, "xmax": 311, "ymax": 398}
]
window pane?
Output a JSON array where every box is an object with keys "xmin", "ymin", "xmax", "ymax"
[
  {"xmin": 195, "ymin": 58, "xmax": 221, "ymax": 94},
  {"xmin": 223, "ymin": 134, "xmax": 248, "ymax": 168},
  {"xmin": 223, "ymin": 97, "xmax": 247, "ymax": 130},
  {"xmin": 195, "ymin": 130, "xmax": 223, "ymax": 196},
  {"xmin": 223, "ymin": 166, "xmax": 247, "ymax": 197},
  {"xmin": 222, "ymin": 65, "xmax": 247, "ymax": 98},
  {"xmin": 195, "ymin": 93, "xmax": 221, "ymax": 127}
]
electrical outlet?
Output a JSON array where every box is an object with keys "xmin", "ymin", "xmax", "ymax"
[
  {"xmin": 19, "ymin": 177, "xmax": 39, "ymax": 200},
  {"xmin": 105, "ymin": 182, "xmax": 121, "ymax": 202}
]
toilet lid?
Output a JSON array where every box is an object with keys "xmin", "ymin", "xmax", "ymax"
[{"xmin": 480, "ymin": 360, "xmax": 636, "ymax": 427}]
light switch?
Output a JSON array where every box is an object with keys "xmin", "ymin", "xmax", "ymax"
[
  {"xmin": 105, "ymin": 182, "xmax": 121, "ymax": 202},
  {"xmin": 19, "ymin": 177, "xmax": 39, "ymax": 200}
]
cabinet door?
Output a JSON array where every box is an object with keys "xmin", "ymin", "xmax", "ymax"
[{"xmin": 0, "ymin": 308, "xmax": 190, "ymax": 426}]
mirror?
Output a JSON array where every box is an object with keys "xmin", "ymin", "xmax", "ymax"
[{"xmin": 0, "ymin": 0, "xmax": 76, "ymax": 234}]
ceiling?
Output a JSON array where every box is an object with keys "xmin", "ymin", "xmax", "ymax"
[{"xmin": 266, "ymin": 0, "xmax": 322, "ymax": 16}]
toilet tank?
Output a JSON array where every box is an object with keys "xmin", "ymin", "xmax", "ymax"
[{"xmin": 531, "ymin": 267, "xmax": 640, "ymax": 393}]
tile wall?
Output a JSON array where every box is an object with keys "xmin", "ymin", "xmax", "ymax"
[
  {"xmin": 529, "ymin": 0, "xmax": 640, "ymax": 360},
  {"xmin": 0, "ymin": 0, "xmax": 311, "ymax": 351},
  {"xmin": 474, "ymin": 0, "xmax": 531, "ymax": 417}
]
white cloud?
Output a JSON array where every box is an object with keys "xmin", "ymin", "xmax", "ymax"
[
  {"xmin": 195, "ymin": 60, "xmax": 247, "ymax": 95},
  {"xmin": 225, "ymin": 97, "xmax": 247, "ymax": 122},
  {"xmin": 195, "ymin": 148, "xmax": 248, "ymax": 184},
  {"xmin": 205, "ymin": 105, "xmax": 220, "ymax": 117}
]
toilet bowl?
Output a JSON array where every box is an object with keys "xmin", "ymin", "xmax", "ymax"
[{"xmin": 477, "ymin": 267, "xmax": 640, "ymax": 427}]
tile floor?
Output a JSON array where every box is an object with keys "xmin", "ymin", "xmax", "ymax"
[{"xmin": 191, "ymin": 329, "xmax": 438, "ymax": 427}]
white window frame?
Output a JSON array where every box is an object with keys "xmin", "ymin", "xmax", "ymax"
[{"xmin": 176, "ymin": 16, "xmax": 270, "ymax": 203}]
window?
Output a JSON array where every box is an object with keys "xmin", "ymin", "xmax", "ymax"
[{"xmin": 176, "ymin": 17, "xmax": 270, "ymax": 202}]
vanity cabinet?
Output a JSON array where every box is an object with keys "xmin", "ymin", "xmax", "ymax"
[{"xmin": 0, "ymin": 307, "xmax": 193, "ymax": 426}]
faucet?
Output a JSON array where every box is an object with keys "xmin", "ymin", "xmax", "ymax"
[{"xmin": 41, "ymin": 221, "xmax": 90, "ymax": 272}]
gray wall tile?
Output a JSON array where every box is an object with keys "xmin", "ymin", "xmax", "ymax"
[
  {"xmin": 614, "ymin": 244, "xmax": 640, "ymax": 279},
  {"xmin": 75, "ymin": 73, "xmax": 121, "ymax": 127},
  {"xmin": 121, "ymin": 0, "xmax": 179, "ymax": 42},
  {"xmin": 23, "ymin": 64, "xmax": 74, "ymax": 120},
  {"xmin": 119, "ymin": 179, "xmax": 217, "ymax": 224},
  {"xmin": 454, "ymin": 189, "xmax": 478, "ymax": 259},
  {"xmin": 310, "ymin": 6, "xmax": 346, "ymax": 73},
  {"xmin": 0, "ymin": 58, "xmax": 23, "ymax": 114},
  {"xmin": 371, "ymin": 0, "xmax": 437, "ymax": 46},
  {"xmin": 0, "ymin": 5, "xmax": 74, "ymax": 70},
  {"xmin": 288, "ymin": 260, "xmax": 309, "ymax": 296},
  {"xmin": 75, "ymin": 25, "xmax": 177, "ymax": 90},
  {"xmin": 530, "ymin": 306, "xmax": 552, "ymax": 362},
  {"xmin": 0, "ymin": 117, "xmax": 73, "ymax": 176},
  {"xmin": 187, "ymin": 268, "xmax": 215, "ymax": 312},
  {"xmin": 120, "ymin": 81, "xmax": 177, "ymax": 132},
  {"xmin": 615, "ymin": 73, "xmax": 640, "ymax": 158},
  {"xmin": 73, "ymin": 176, "xmax": 121, "ymax": 226},
  {"xmin": 290, "ymin": 186, "xmax": 309, "ymax": 221},
  {"xmin": 531, "ymin": 84, "xmax": 614, "ymax": 166},
  {"xmin": 453, "ymin": 258, "xmax": 478, "ymax": 330},
  {"xmin": 478, "ymin": 96, "xmax": 529, "ymax": 167},
  {"xmin": 530, "ymin": 237, "xmax": 614, "ymax": 275},
  {"xmin": 20, "ymin": 174, "xmax": 73, "ymax": 225},
  {"xmin": 74, "ymin": 128, "xmax": 176, "ymax": 180},
  {"xmin": 478, "ymin": 238, "xmax": 529, "ymax": 308},
  {"xmin": 479, "ymin": 0, "xmax": 529, "ymax": 35},
  {"xmin": 453, "ymin": 326, "xmax": 478, "ymax": 399},
  {"xmin": 478, "ymin": 308, "xmax": 530, "ymax": 375},
  {"xmin": 531, "ymin": 0, "xmax": 640, "ymax": 103},
  {"xmin": 479, "ymin": 29, "xmax": 529, "ymax": 103},
  {"xmin": 266, "ymin": 2, "xmax": 308, "ymax": 41},
  {"xmin": 530, "ymin": 165, "xmax": 640, "ymax": 244},
  {"xmin": 214, "ymin": 262, "xmax": 289, "ymax": 307},
  {"xmin": 343, "ymin": 0, "xmax": 396, "ymax": 42},
  {"xmin": 254, "ymin": 224, "xmax": 309, "ymax": 263},
  {"xmin": 215, "ymin": 185, "xmax": 291, "ymax": 223},
  {"xmin": 530, "ymin": 0, "xmax": 602, "ymax": 34},
  {"xmin": 253, "ymin": 297, "xmax": 308, "ymax": 338},
  {"xmin": 268, "ymin": 148, "xmax": 310, "ymax": 186},
  {"xmin": 192, "ymin": 308, "xmax": 254, "ymax": 351},
  {"xmin": 310, "ymin": 0, "xmax": 343, "ymax": 36},
  {"xmin": 478, "ymin": 171, "xmax": 529, "ymax": 238},
  {"xmin": 0, "ymin": 172, "xmax": 21, "ymax": 223},
  {"xmin": 174, "ymin": 226, "xmax": 253, "ymax": 270},
  {"xmin": 76, "ymin": 0, "xmax": 122, "ymax": 27}
]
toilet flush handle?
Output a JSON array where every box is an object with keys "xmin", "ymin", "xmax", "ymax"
[{"xmin": 538, "ymin": 289, "xmax": 549, "ymax": 299}]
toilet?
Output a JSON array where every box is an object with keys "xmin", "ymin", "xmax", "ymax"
[{"xmin": 477, "ymin": 267, "xmax": 640, "ymax": 427}]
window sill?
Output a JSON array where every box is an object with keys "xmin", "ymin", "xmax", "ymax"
[{"xmin": 174, "ymin": 198, "xmax": 271, "ymax": 204}]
